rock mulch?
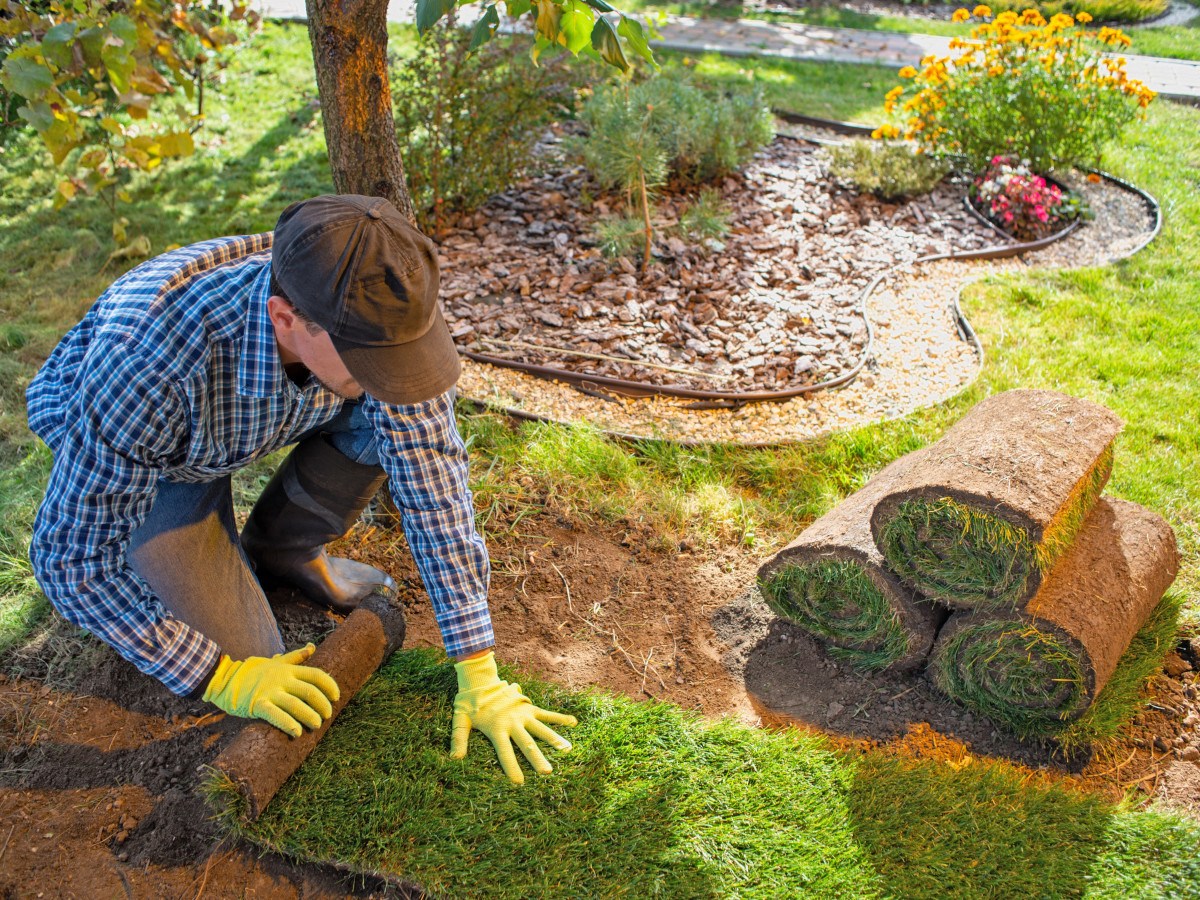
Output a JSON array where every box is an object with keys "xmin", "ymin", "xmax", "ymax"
[{"xmin": 454, "ymin": 141, "xmax": 1157, "ymax": 445}]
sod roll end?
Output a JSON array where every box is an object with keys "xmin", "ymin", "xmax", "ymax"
[
  {"xmin": 929, "ymin": 498, "xmax": 1179, "ymax": 738},
  {"xmin": 870, "ymin": 390, "xmax": 1122, "ymax": 610},
  {"xmin": 758, "ymin": 450, "xmax": 943, "ymax": 672},
  {"xmin": 209, "ymin": 595, "xmax": 407, "ymax": 821}
]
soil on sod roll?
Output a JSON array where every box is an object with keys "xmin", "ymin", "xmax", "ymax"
[
  {"xmin": 870, "ymin": 389, "xmax": 1122, "ymax": 611},
  {"xmin": 758, "ymin": 449, "xmax": 944, "ymax": 672},
  {"xmin": 929, "ymin": 498, "xmax": 1180, "ymax": 738}
]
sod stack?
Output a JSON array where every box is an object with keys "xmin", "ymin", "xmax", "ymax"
[
  {"xmin": 870, "ymin": 390, "xmax": 1122, "ymax": 612},
  {"xmin": 757, "ymin": 449, "xmax": 944, "ymax": 673},
  {"xmin": 929, "ymin": 498, "xmax": 1179, "ymax": 737}
]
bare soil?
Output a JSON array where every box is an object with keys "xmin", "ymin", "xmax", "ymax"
[{"xmin": 2, "ymin": 511, "xmax": 1197, "ymax": 898}]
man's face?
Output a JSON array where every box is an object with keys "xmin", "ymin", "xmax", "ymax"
[{"xmin": 267, "ymin": 295, "xmax": 364, "ymax": 400}]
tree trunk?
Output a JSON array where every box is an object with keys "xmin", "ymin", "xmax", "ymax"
[{"xmin": 305, "ymin": 0, "xmax": 416, "ymax": 223}]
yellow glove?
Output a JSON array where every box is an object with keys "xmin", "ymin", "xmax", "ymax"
[
  {"xmin": 450, "ymin": 651, "xmax": 577, "ymax": 784},
  {"xmin": 202, "ymin": 644, "xmax": 340, "ymax": 738}
]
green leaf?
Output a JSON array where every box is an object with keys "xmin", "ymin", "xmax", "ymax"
[
  {"xmin": 415, "ymin": 0, "xmax": 457, "ymax": 34},
  {"xmin": 505, "ymin": 0, "xmax": 533, "ymax": 17},
  {"xmin": 560, "ymin": 0, "xmax": 593, "ymax": 55},
  {"xmin": 530, "ymin": 34, "xmax": 554, "ymax": 66},
  {"xmin": 468, "ymin": 4, "xmax": 501, "ymax": 51},
  {"xmin": 579, "ymin": 0, "xmax": 616, "ymax": 12},
  {"xmin": 16, "ymin": 100, "xmax": 56, "ymax": 132},
  {"xmin": 108, "ymin": 14, "xmax": 138, "ymax": 47},
  {"xmin": 1, "ymin": 53, "xmax": 55, "ymax": 99},
  {"xmin": 618, "ymin": 15, "xmax": 656, "ymax": 67},
  {"xmin": 590, "ymin": 15, "xmax": 628, "ymax": 72},
  {"xmin": 42, "ymin": 22, "xmax": 79, "ymax": 69}
]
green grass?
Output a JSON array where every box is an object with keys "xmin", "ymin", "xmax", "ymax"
[
  {"xmin": 225, "ymin": 648, "xmax": 1200, "ymax": 897},
  {"xmin": 2, "ymin": 22, "xmax": 1200, "ymax": 894},
  {"xmin": 760, "ymin": 560, "xmax": 913, "ymax": 670}
]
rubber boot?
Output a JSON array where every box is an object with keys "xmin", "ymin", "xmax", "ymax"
[{"xmin": 241, "ymin": 434, "xmax": 397, "ymax": 613}]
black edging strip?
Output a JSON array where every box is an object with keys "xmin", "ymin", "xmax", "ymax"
[{"xmin": 462, "ymin": 114, "xmax": 1162, "ymax": 444}]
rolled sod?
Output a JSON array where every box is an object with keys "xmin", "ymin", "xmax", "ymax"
[
  {"xmin": 758, "ymin": 450, "xmax": 944, "ymax": 672},
  {"xmin": 929, "ymin": 498, "xmax": 1179, "ymax": 738},
  {"xmin": 870, "ymin": 390, "xmax": 1122, "ymax": 611}
]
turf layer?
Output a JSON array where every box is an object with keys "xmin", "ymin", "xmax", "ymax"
[
  {"xmin": 222, "ymin": 650, "xmax": 1200, "ymax": 898},
  {"xmin": 930, "ymin": 616, "xmax": 1089, "ymax": 738},
  {"xmin": 877, "ymin": 445, "xmax": 1113, "ymax": 610},
  {"xmin": 759, "ymin": 560, "xmax": 912, "ymax": 670}
]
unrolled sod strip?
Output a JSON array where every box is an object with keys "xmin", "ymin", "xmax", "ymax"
[
  {"xmin": 209, "ymin": 595, "xmax": 407, "ymax": 821},
  {"xmin": 871, "ymin": 389, "xmax": 1122, "ymax": 611},
  {"xmin": 929, "ymin": 498, "xmax": 1179, "ymax": 738},
  {"xmin": 758, "ymin": 449, "xmax": 944, "ymax": 672}
]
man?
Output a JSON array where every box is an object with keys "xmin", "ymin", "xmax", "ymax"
[{"xmin": 26, "ymin": 194, "xmax": 574, "ymax": 785}]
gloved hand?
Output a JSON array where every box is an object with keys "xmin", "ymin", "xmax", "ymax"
[
  {"xmin": 202, "ymin": 644, "xmax": 340, "ymax": 738},
  {"xmin": 450, "ymin": 651, "xmax": 577, "ymax": 784}
]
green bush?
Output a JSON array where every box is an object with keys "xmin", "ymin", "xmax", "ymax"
[
  {"xmin": 827, "ymin": 140, "xmax": 949, "ymax": 200},
  {"xmin": 882, "ymin": 10, "xmax": 1153, "ymax": 174},
  {"xmin": 391, "ymin": 26, "xmax": 581, "ymax": 232},
  {"xmin": 578, "ymin": 73, "xmax": 774, "ymax": 193}
]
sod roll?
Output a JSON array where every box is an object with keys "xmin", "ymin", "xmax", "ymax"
[
  {"xmin": 929, "ymin": 498, "xmax": 1179, "ymax": 737},
  {"xmin": 211, "ymin": 595, "xmax": 406, "ymax": 820},
  {"xmin": 758, "ymin": 450, "xmax": 944, "ymax": 672},
  {"xmin": 871, "ymin": 390, "xmax": 1122, "ymax": 611}
]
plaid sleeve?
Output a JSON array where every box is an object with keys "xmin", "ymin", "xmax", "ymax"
[
  {"xmin": 364, "ymin": 391, "xmax": 494, "ymax": 658},
  {"xmin": 28, "ymin": 340, "xmax": 221, "ymax": 696}
]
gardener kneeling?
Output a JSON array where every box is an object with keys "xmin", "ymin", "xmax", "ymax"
[{"xmin": 26, "ymin": 194, "xmax": 575, "ymax": 784}]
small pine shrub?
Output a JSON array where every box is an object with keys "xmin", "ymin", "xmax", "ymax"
[
  {"xmin": 678, "ymin": 187, "xmax": 731, "ymax": 240},
  {"xmin": 595, "ymin": 212, "xmax": 646, "ymax": 259},
  {"xmin": 579, "ymin": 73, "xmax": 774, "ymax": 193},
  {"xmin": 827, "ymin": 140, "xmax": 949, "ymax": 200}
]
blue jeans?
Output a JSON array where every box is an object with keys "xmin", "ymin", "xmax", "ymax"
[{"xmin": 126, "ymin": 402, "xmax": 378, "ymax": 659}]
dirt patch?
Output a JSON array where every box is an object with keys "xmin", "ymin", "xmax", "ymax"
[{"xmin": 2, "ymin": 513, "xmax": 1197, "ymax": 896}]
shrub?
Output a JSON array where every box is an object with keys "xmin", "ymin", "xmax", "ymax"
[
  {"xmin": 879, "ymin": 8, "xmax": 1156, "ymax": 174},
  {"xmin": 578, "ymin": 73, "xmax": 774, "ymax": 193},
  {"xmin": 827, "ymin": 140, "xmax": 950, "ymax": 200},
  {"xmin": 678, "ymin": 187, "xmax": 731, "ymax": 240},
  {"xmin": 392, "ymin": 24, "xmax": 581, "ymax": 233},
  {"xmin": 594, "ymin": 211, "xmax": 646, "ymax": 259},
  {"xmin": 970, "ymin": 156, "xmax": 1084, "ymax": 240}
]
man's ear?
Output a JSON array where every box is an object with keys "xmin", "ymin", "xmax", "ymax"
[{"xmin": 266, "ymin": 295, "xmax": 298, "ymax": 336}]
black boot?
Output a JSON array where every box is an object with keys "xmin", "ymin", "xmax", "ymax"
[{"xmin": 242, "ymin": 434, "xmax": 397, "ymax": 613}]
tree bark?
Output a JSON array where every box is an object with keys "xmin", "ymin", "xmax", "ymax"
[{"xmin": 305, "ymin": 0, "xmax": 417, "ymax": 222}]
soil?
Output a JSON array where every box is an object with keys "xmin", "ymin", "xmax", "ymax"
[{"xmin": 2, "ymin": 511, "xmax": 1197, "ymax": 898}]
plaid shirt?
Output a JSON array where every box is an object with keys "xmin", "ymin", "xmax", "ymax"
[{"xmin": 27, "ymin": 234, "xmax": 493, "ymax": 696}]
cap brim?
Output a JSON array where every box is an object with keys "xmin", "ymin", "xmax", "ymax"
[{"xmin": 334, "ymin": 304, "xmax": 462, "ymax": 406}]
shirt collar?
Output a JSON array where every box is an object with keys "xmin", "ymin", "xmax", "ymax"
[{"xmin": 237, "ymin": 263, "xmax": 290, "ymax": 399}]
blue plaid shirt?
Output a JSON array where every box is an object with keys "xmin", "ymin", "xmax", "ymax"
[{"xmin": 27, "ymin": 234, "xmax": 494, "ymax": 696}]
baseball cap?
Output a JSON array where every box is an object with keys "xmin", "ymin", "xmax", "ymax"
[{"xmin": 271, "ymin": 194, "xmax": 461, "ymax": 405}]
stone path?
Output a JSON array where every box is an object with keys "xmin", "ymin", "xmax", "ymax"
[{"xmin": 255, "ymin": 0, "xmax": 1200, "ymax": 101}]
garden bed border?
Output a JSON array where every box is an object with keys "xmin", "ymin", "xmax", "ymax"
[{"xmin": 459, "ymin": 114, "xmax": 1162, "ymax": 442}]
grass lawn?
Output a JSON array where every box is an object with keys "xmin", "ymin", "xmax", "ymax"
[{"xmin": 2, "ymin": 20, "xmax": 1200, "ymax": 896}]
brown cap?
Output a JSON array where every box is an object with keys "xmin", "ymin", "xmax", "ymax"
[{"xmin": 271, "ymin": 194, "xmax": 460, "ymax": 405}]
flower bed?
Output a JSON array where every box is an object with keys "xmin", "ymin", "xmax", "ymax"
[{"xmin": 966, "ymin": 157, "xmax": 1084, "ymax": 242}]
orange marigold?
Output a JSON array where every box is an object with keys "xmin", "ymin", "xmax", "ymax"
[
  {"xmin": 898, "ymin": 65, "xmax": 918, "ymax": 78},
  {"xmin": 1076, "ymin": 10, "xmax": 1093, "ymax": 22},
  {"xmin": 952, "ymin": 8, "xmax": 971, "ymax": 21},
  {"xmin": 972, "ymin": 4, "xmax": 992, "ymax": 16}
]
